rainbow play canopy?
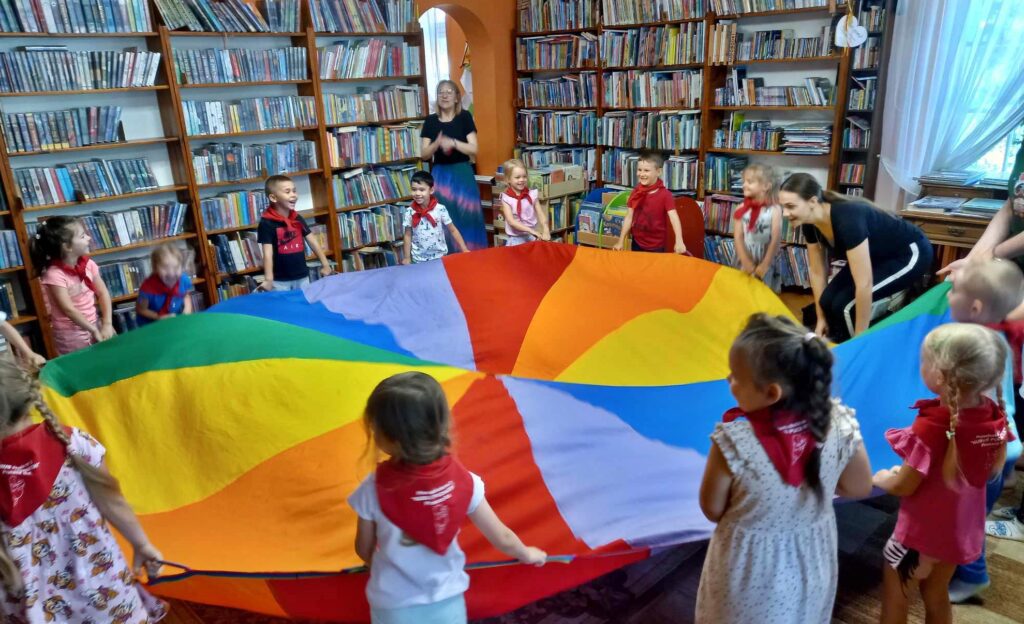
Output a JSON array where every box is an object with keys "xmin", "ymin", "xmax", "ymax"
[{"xmin": 40, "ymin": 243, "xmax": 950, "ymax": 621}]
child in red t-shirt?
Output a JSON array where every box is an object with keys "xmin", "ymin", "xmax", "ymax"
[{"xmin": 613, "ymin": 150, "xmax": 686, "ymax": 254}]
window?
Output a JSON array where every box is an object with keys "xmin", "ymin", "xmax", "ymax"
[{"xmin": 972, "ymin": 121, "xmax": 1024, "ymax": 180}]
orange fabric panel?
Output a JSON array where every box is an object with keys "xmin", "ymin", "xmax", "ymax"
[
  {"xmin": 513, "ymin": 248, "xmax": 721, "ymax": 379},
  {"xmin": 445, "ymin": 244, "xmax": 577, "ymax": 374},
  {"xmin": 139, "ymin": 424, "xmax": 367, "ymax": 574}
]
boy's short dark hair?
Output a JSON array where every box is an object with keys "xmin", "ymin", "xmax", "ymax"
[
  {"xmin": 410, "ymin": 170, "xmax": 434, "ymax": 187},
  {"xmin": 638, "ymin": 150, "xmax": 665, "ymax": 169},
  {"xmin": 265, "ymin": 175, "xmax": 294, "ymax": 197}
]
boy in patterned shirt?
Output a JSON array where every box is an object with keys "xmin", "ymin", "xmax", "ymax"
[{"xmin": 401, "ymin": 171, "xmax": 469, "ymax": 264}]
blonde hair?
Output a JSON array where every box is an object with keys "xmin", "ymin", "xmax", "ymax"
[
  {"xmin": 435, "ymin": 80, "xmax": 463, "ymax": 115},
  {"xmin": 922, "ymin": 323, "xmax": 1008, "ymax": 485},
  {"xmin": 743, "ymin": 163, "xmax": 780, "ymax": 203},
  {"xmin": 0, "ymin": 362, "xmax": 123, "ymax": 596},
  {"xmin": 955, "ymin": 259, "xmax": 1024, "ymax": 322},
  {"xmin": 502, "ymin": 158, "xmax": 528, "ymax": 181},
  {"xmin": 151, "ymin": 243, "xmax": 185, "ymax": 269}
]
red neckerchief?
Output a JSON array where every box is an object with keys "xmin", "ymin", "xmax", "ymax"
[
  {"xmin": 375, "ymin": 455, "xmax": 473, "ymax": 555},
  {"xmin": 504, "ymin": 188, "xmax": 533, "ymax": 219},
  {"xmin": 411, "ymin": 198, "xmax": 439, "ymax": 228},
  {"xmin": 627, "ymin": 179, "xmax": 667, "ymax": 220},
  {"xmin": 261, "ymin": 207, "xmax": 304, "ymax": 235},
  {"xmin": 0, "ymin": 424, "xmax": 70, "ymax": 527},
  {"xmin": 723, "ymin": 406, "xmax": 816, "ymax": 487},
  {"xmin": 987, "ymin": 320, "xmax": 1024, "ymax": 385},
  {"xmin": 910, "ymin": 397, "xmax": 1013, "ymax": 488},
  {"xmin": 733, "ymin": 198, "xmax": 767, "ymax": 232},
  {"xmin": 54, "ymin": 256, "xmax": 96, "ymax": 293},
  {"xmin": 139, "ymin": 274, "xmax": 182, "ymax": 316}
]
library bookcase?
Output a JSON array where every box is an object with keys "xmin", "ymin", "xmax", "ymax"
[{"xmin": 0, "ymin": 0, "xmax": 427, "ymax": 356}]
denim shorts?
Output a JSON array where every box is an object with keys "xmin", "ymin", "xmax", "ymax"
[
  {"xmin": 370, "ymin": 594, "xmax": 466, "ymax": 624},
  {"xmin": 271, "ymin": 277, "xmax": 310, "ymax": 291}
]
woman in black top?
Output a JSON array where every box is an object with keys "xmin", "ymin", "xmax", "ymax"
[
  {"xmin": 779, "ymin": 173, "xmax": 933, "ymax": 341},
  {"xmin": 419, "ymin": 79, "xmax": 486, "ymax": 250}
]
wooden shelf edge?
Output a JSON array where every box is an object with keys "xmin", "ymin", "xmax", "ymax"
[
  {"xmin": 197, "ymin": 168, "xmax": 323, "ymax": 190},
  {"xmin": 169, "ymin": 31, "xmax": 305, "ymax": 37},
  {"xmin": 90, "ymin": 233, "xmax": 198, "ymax": 257},
  {"xmin": 0, "ymin": 85, "xmax": 169, "ymax": 97},
  {"xmin": 336, "ymin": 196, "xmax": 413, "ymax": 213},
  {"xmin": 0, "ymin": 31, "xmax": 157, "ymax": 37},
  {"xmin": 325, "ymin": 116, "xmax": 426, "ymax": 128},
  {"xmin": 179, "ymin": 79, "xmax": 312, "ymax": 89},
  {"xmin": 22, "ymin": 185, "xmax": 189, "ymax": 212},
  {"xmin": 320, "ymin": 75, "xmax": 423, "ymax": 84},
  {"xmin": 187, "ymin": 126, "xmax": 318, "ymax": 140},
  {"xmin": 331, "ymin": 157, "xmax": 420, "ymax": 171},
  {"xmin": 8, "ymin": 137, "xmax": 179, "ymax": 158}
]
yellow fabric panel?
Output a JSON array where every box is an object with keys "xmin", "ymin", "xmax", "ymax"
[{"xmin": 43, "ymin": 360, "xmax": 465, "ymax": 514}]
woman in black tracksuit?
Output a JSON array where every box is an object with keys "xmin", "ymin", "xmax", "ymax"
[{"xmin": 778, "ymin": 173, "xmax": 933, "ymax": 342}]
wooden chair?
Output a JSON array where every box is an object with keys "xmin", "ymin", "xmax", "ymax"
[{"xmin": 664, "ymin": 196, "xmax": 705, "ymax": 259}]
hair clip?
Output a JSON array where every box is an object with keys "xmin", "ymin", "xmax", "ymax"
[
  {"xmin": 804, "ymin": 332, "xmax": 817, "ymax": 343},
  {"xmin": 34, "ymin": 233, "xmax": 41, "ymax": 240}
]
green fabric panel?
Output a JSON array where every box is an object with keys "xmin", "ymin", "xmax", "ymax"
[
  {"xmin": 41, "ymin": 313, "xmax": 428, "ymax": 397},
  {"xmin": 862, "ymin": 282, "xmax": 951, "ymax": 336}
]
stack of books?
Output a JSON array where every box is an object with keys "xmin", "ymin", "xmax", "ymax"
[{"xmin": 782, "ymin": 122, "xmax": 832, "ymax": 155}]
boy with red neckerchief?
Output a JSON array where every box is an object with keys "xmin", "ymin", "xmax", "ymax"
[
  {"xmin": 944, "ymin": 258, "xmax": 1024, "ymax": 601},
  {"xmin": 401, "ymin": 170, "xmax": 469, "ymax": 265},
  {"xmin": 257, "ymin": 175, "xmax": 332, "ymax": 292},
  {"xmin": 612, "ymin": 150, "xmax": 686, "ymax": 254}
]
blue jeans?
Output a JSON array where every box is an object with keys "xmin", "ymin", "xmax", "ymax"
[{"xmin": 953, "ymin": 471, "xmax": 1006, "ymax": 584}]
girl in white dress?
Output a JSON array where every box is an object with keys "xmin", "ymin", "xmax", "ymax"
[
  {"xmin": 733, "ymin": 164, "xmax": 783, "ymax": 291},
  {"xmin": 696, "ymin": 314, "xmax": 874, "ymax": 623}
]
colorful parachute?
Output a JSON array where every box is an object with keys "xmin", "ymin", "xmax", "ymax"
[{"xmin": 39, "ymin": 243, "xmax": 950, "ymax": 621}]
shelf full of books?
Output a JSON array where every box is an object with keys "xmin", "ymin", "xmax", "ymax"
[{"xmin": 0, "ymin": 0, "xmax": 430, "ymax": 356}]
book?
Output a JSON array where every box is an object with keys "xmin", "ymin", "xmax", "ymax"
[
  {"xmin": 601, "ymin": 0, "xmax": 704, "ymax": 26},
  {"xmin": 327, "ymin": 123, "xmax": 421, "ymax": 168},
  {"xmin": 173, "ymin": 46, "xmax": 308, "ymax": 85},
  {"xmin": 0, "ymin": 0, "xmax": 153, "ymax": 33},
  {"xmin": 15, "ymin": 157, "xmax": 159, "ymax": 207},
  {"xmin": 318, "ymin": 39, "xmax": 421, "ymax": 79},
  {"xmin": 516, "ymin": 32, "xmax": 598, "ymax": 71},
  {"xmin": 516, "ymin": 110, "xmax": 598, "ymax": 145},
  {"xmin": 322, "ymin": 85, "xmax": 424, "ymax": 125},
  {"xmin": 182, "ymin": 96, "xmax": 317, "ymax": 136},
  {"xmin": 337, "ymin": 202, "xmax": 404, "ymax": 249},
  {"xmin": 905, "ymin": 196, "xmax": 968, "ymax": 213},
  {"xmin": 600, "ymin": 22, "xmax": 705, "ymax": 67},
  {"xmin": 519, "ymin": 0, "xmax": 598, "ymax": 32},
  {"xmin": 957, "ymin": 198, "xmax": 1004, "ymax": 216},
  {"xmin": 2, "ymin": 106, "xmax": 125, "ymax": 153},
  {"xmin": 309, "ymin": 0, "xmax": 416, "ymax": 33},
  {"xmin": 708, "ymin": 0, "xmax": 829, "ymax": 15},
  {"xmin": 599, "ymin": 110, "xmax": 701, "ymax": 151},
  {"xmin": 200, "ymin": 189, "xmax": 270, "ymax": 230},
  {"xmin": 0, "ymin": 48, "xmax": 160, "ymax": 93},
  {"xmin": 332, "ymin": 163, "xmax": 419, "ymax": 208},
  {"xmin": 603, "ymin": 69, "xmax": 702, "ymax": 108},
  {"xmin": 517, "ymin": 73, "xmax": 597, "ymax": 108},
  {"xmin": 192, "ymin": 140, "xmax": 318, "ymax": 184}
]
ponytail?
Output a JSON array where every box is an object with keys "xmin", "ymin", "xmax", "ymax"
[{"xmin": 29, "ymin": 216, "xmax": 79, "ymax": 276}]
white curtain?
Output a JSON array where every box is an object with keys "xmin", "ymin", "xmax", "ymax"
[
  {"xmin": 876, "ymin": 1, "xmax": 1024, "ymax": 208},
  {"xmin": 419, "ymin": 8, "xmax": 450, "ymax": 111}
]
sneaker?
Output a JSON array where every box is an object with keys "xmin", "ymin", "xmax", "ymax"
[
  {"xmin": 989, "ymin": 506, "xmax": 1019, "ymax": 521},
  {"xmin": 949, "ymin": 578, "xmax": 990, "ymax": 604},
  {"xmin": 986, "ymin": 518, "xmax": 1024, "ymax": 541}
]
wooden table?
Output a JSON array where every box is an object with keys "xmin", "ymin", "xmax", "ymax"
[{"xmin": 898, "ymin": 208, "xmax": 991, "ymax": 268}]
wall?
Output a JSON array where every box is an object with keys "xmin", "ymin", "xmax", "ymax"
[{"xmin": 421, "ymin": 0, "xmax": 515, "ymax": 175}]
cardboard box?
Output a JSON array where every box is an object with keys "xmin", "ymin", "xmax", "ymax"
[{"xmin": 541, "ymin": 164, "xmax": 586, "ymax": 199}]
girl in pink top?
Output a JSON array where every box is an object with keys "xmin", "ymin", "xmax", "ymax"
[
  {"xmin": 500, "ymin": 159, "xmax": 550, "ymax": 246},
  {"xmin": 874, "ymin": 323, "xmax": 1012, "ymax": 624},
  {"xmin": 30, "ymin": 217, "xmax": 115, "ymax": 355}
]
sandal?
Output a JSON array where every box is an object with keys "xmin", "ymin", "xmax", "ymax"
[{"xmin": 985, "ymin": 519, "xmax": 1024, "ymax": 541}]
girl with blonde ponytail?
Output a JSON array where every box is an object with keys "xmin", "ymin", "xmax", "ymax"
[
  {"xmin": 874, "ymin": 323, "xmax": 1010, "ymax": 624},
  {"xmin": 0, "ymin": 360, "xmax": 167, "ymax": 622}
]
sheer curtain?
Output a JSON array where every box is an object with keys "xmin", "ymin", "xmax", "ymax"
[
  {"xmin": 420, "ymin": 8, "xmax": 450, "ymax": 110},
  {"xmin": 876, "ymin": 1, "xmax": 1024, "ymax": 209}
]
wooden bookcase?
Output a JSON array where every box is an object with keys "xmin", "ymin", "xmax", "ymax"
[
  {"xmin": 834, "ymin": 0, "xmax": 897, "ymax": 199},
  {"xmin": 0, "ymin": 0, "xmax": 427, "ymax": 357}
]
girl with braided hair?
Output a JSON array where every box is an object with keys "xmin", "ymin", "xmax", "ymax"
[
  {"xmin": 0, "ymin": 360, "xmax": 166, "ymax": 622},
  {"xmin": 695, "ymin": 313, "xmax": 872, "ymax": 623},
  {"xmin": 874, "ymin": 324, "xmax": 1012, "ymax": 624}
]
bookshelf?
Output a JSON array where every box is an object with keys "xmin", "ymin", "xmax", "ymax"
[
  {"xmin": 0, "ymin": 0, "xmax": 427, "ymax": 356},
  {"xmin": 513, "ymin": 0, "xmax": 891, "ymax": 295},
  {"xmin": 834, "ymin": 0, "xmax": 896, "ymax": 199}
]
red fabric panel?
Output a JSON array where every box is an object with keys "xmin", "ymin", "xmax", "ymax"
[{"xmin": 443, "ymin": 244, "xmax": 577, "ymax": 374}]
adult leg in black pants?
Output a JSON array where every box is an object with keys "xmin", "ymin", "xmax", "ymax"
[{"xmin": 819, "ymin": 239, "xmax": 933, "ymax": 342}]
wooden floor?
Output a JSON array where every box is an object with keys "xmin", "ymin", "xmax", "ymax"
[{"xmin": 160, "ymin": 477, "xmax": 1024, "ymax": 623}]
